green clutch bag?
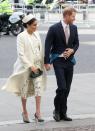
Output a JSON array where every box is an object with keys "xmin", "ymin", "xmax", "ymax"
[{"xmin": 29, "ymin": 69, "xmax": 43, "ymax": 79}]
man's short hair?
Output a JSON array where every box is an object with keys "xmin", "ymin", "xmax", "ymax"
[{"xmin": 63, "ymin": 7, "xmax": 77, "ymax": 17}]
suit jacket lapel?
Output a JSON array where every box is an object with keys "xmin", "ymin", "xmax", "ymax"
[
  {"xmin": 58, "ymin": 22, "xmax": 74, "ymax": 46},
  {"xmin": 57, "ymin": 22, "xmax": 66, "ymax": 44},
  {"xmin": 68, "ymin": 25, "xmax": 73, "ymax": 45}
]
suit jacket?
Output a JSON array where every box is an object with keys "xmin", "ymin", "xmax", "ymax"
[
  {"xmin": 2, "ymin": 30, "xmax": 46, "ymax": 97},
  {"xmin": 44, "ymin": 21, "xmax": 79, "ymax": 64}
]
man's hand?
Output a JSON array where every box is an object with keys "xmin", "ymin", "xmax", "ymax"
[
  {"xmin": 44, "ymin": 64, "xmax": 51, "ymax": 71},
  {"xmin": 63, "ymin": 48, "xmax": 74, "ymax": 59}
]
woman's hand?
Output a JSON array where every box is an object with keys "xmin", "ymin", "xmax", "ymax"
[{"xmin": 31, "ymin": 66, "xmax": 38, "ymax": 73}]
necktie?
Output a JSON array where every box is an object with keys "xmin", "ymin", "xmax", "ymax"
[{"xmin": 64, "ymin": 25, "xmax": 69, "ymax": 44}]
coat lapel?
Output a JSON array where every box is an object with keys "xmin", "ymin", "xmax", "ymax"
[
  {"xmin": 25, "ymin": 30, "xmax": 42, "ymax": 55},
  {"xmin": 57, "ymin": 22, "xmax": 66, "ymax": 44},
  {"xmin": 68, "ymin": 25, "xmax": 73, "ymax": 45},
  {"xmin": 25, "ymin": 31, "xmax": 35, "ymax": 54},
  {"xmin": 34, "ymin": 31, "xmax": 42, "ymax": 54}
]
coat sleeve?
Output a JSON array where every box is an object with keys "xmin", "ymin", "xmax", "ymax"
[
  {"xmin": 73, "ymin": 26, "xmax": 79, "ymax": 53},
  {"xmin": 44, "ymin": 27, "xmax": 54, "ymax": 64},
  {"xmin": 17, "ymin": 34, "xmax": 32, "ymax": 69}
]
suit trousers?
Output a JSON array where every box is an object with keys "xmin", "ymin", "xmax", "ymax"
[{"xmin": 53, "ymin": 57, "xmax": 74, "ymax": 115}]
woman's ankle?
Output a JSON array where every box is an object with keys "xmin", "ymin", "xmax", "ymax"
[
  {"xmin": 23, "ymin": 111, "xmax": 28, "ymax": 115},
  {"xmin": 35, "ymin": 112, "xmax": 41, "ymax": 117}
]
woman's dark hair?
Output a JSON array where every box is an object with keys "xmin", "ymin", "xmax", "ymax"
[{"xmin": 23, "ymin": 18, "xmax": 37, "ymax": 28}]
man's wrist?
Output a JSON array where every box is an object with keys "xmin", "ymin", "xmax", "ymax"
[{"xmin": 71, "ymin": 49, "xmax": 74, "ymax": 54}]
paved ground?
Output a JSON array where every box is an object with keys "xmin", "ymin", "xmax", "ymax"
[
  {"xmin": 0, "ymin": 74, "xmax": 95, "ymax": 122},
  {"xmin": 1, "ymin": 74, "xmax": 95, "ymax": 130}
]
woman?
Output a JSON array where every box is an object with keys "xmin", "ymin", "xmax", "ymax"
[{"xmin": 2, "ymin": 14, "xmax": 46, "ymax": 123}]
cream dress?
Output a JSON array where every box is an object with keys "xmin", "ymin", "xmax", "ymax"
[
  {"xmin": 29, "ymin": 33, "xmax": 44, "ymax": 96},
  {"xmin": 2, "ymin": 30, "xmax": 46, "ymax": 98}
]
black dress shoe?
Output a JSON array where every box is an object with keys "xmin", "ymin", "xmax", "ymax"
[
  {"xmin": 61, "ymin": 114, "xmax": 72, "ymax": 121},
  {"xmin": 53, "ymin": 110, "xmax": 60, "ymax": 122}
]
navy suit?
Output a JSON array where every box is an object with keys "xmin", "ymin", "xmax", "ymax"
[{"xmin": 44, "ymin": 21, "xmax": 79, "ymax": 116}]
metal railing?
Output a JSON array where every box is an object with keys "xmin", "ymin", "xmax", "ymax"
[{"xmin": 1, "ymin": 3, "xmax": 95, "ymax": 27}]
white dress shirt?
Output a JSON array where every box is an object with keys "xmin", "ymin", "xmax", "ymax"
[
  {"xmin": 61, "ymin": 20, "xmax": 70, "ymax": 39},
  {"xmin": 59, "ymin": 21, "xmax": 70, "ymax": 58}
]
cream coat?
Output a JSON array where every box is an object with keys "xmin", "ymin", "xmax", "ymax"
[{"xmin": 2, "ymin": 30, "xmax": 46, "ymax": 98}]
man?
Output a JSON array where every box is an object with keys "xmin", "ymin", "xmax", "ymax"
[{"xmin": 44, "ymin": 7, "xmax": 79, "ymax": 122}]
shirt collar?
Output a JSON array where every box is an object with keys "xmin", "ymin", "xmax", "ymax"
[{"xmin": 61, "ymin": 20, "xmax": 69, "ymax": 29}]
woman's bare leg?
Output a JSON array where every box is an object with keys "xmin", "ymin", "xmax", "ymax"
[
  {"xmin": 35, "ymin": 96, "xmax": 41, "ymax": 117},
  {"xmin": 21, "ymin": 97, "xmax": 30, "ymax": 122},
  {"xmin": 21, "ymin": 97, "xmax": 28, "ymax": 114}
]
